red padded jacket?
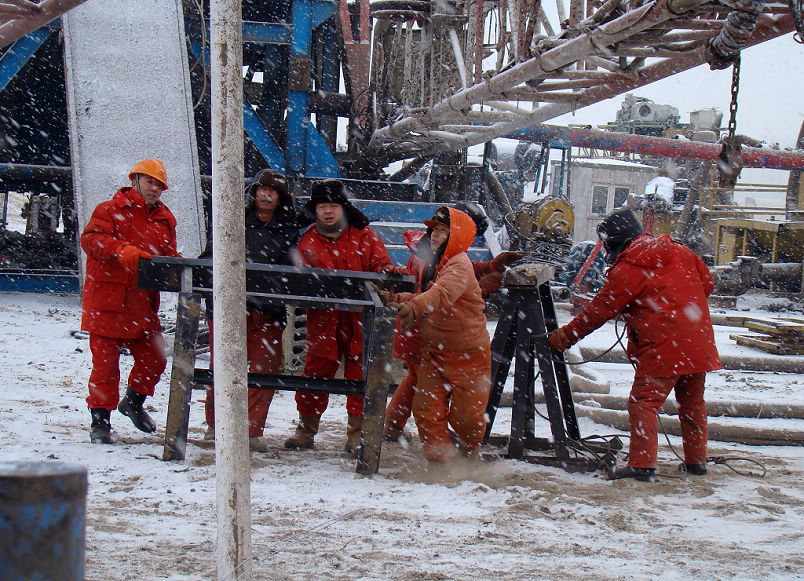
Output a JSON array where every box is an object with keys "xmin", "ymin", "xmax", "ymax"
[
  {"xmin": 563, "ymin": 234, "xmax": 721, "ymax": 377},
  {"xmin": 296, "ymin": 223, "xmax": 392, "ymax": 360},
  {"xmin": 81, "ymin": 187, "xmax": 179, "ymax": 338}
]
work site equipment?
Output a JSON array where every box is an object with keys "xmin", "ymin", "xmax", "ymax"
[{"xmin": 483, "ymin": 262, "xmax": 622, "ymax": 472}]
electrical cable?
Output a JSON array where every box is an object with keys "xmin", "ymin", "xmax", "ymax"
[
  {"xmin": 659, "ymin": 414, "xmax": 766, "ymax": 477},
  {"xmin": 707, "ymin": 455, "xmax": 767, "ymax": 477},
  {"xmin": 190, "ymin": 0, "xmax": 208, "ymax": 111},
  {"xmin": 553, "ymin": 316, "xmax": 767, "ymax": 478},
  {"xmin": 547, "ymin": 316, "xmax": 628, "ymax": 365}
]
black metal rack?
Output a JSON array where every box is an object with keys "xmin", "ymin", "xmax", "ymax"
[
  {"xmin": 138, "ymin": 256, "xmax": 412, "ymax": 475},
  {"xmin": 484, "ymin": 263, "xmax": 621, "ymax": 472}
]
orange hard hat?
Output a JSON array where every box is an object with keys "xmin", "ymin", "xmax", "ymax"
[{"xmin": 129, "ymin": 159, "xmax": 168, "ymax": 190}]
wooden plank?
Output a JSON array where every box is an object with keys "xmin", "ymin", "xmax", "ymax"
[
  {"xmin": 730, "ymin": 333, "xmax": 804, "ymax": 355},
  {"xmin": 710, "ymin": 313, "xmax": 750, "ymax": 327},
  {"xmin": 744, "ymin": 321, "xmax": 804, "ymax": 336}
]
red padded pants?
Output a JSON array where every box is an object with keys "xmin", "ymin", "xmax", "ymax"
[
  {"xmin": 628, "ymin": 372, "xmax": 708, "ymax": 468},
  {"xmin": 86, "ymin": 330, "xmax": 167, "ymax": 410},
  {"xmin": 205, "ymin": 312, "xmax": 282, "ymax": 437},
  {"xmin": 385, "ymin": 353, "xmax": 421, "ymax": 432}
]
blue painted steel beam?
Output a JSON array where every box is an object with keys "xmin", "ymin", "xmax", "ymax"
[
  {"xmin": 185, "ymin": 20, "xmax": 291, "ymax": 45},
  {"xmin": 188, "ymin": 2, "xmax": 341, "ymax": 177},
  {"xmin": 287, "ymin": 0, "xmax": 341, "ymax": 177},
  {"xmin": 243, "ymin": 99, "xmax": 287, "ymax": 172},
  {"xmin": 187, "ymin": 38, "xmax": 286, "ymax": 170},
  {"xmin": 286, "ymin": 0, "xmax": 313, "ymax": 175},
  {"xmin": 243, "ymin": 21, "xmax": 291, "ymax": 44},
  {"xmin": 304, "ymin": 123, "xmax": 341, "ymax": 177},
  {"xmin": 0, "ymin": 270, "xmax": 79, "ymax": 294},
  {"xmin": 312, "ymin": 1, "xmax": 338, "ymax": 29},
  {"xmin": 0, "ymin": 28, "xmax": 53, "ymax": 95}
]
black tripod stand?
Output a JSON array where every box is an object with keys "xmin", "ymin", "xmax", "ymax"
[{"xmin": 483, "ymin": 264, "xmax": 621, "ymax": 472}]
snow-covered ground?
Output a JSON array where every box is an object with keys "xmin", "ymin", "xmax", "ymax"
[{"xmin": 1, "ymin": 290, "xmax": 803, "ymax": 580}]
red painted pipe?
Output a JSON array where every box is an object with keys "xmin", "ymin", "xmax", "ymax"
[
  {"xmin": 512, "ymin": 124, "xmax": 804, "ymax": 170},
  {"xmin": 0, "ymin": 0, "xmax": 90, "ymax": 49}
]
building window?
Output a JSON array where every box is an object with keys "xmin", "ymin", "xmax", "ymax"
[
  {"xmin": 591, "ymin": 185, "xmax": 608, "ymax": 214},
  {"xmin": 591, "ymin": 184, "xmax": 631, "ymax": 215},
  {"xmin": 613, "ymin": 187, "xmax": 630, "ymax": 209}
]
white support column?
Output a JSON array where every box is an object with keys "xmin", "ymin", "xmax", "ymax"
[
  {"xmin": 63, "ymin": 0, "xmax": 206, "ymax": 267},
  {"xmin": 209, "ymin": 0, "xmax": 251, "ymax": 579}
]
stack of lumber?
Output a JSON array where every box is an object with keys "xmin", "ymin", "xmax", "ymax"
[{"xmin": 728, "ymin": 316, "xmax": 804, "ymax": 355}]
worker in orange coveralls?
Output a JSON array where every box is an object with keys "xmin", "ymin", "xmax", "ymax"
[
  {"xmin": 80, "ymin": 159, "xmax": 180, "ymax": 444},
  {"xmin": 283, "ymin": 179, "xmax": 394, "ymax": 454},
  {"xmin": 548, "ymin": 209, "xmax": 721, "ymax": 481},
  {"xmin": 377, "ymin": 206, "xmax": 492, "ymax": 463},
  {"xmin": 382, "ymin": 202, "xmax": 522, "ymax": 443}
]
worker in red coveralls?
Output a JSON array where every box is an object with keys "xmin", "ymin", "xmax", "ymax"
[
  {"xmin": 283, "ymin": 179, "xmax": 394, "ymax": 454},
  {"xmin": 80, "ymin": 159, "xmax": 180, "ymax": 444},
  {"xmin": 548, "ymin": 209, "xmax": 721, "ymax": 481},
  {"xmin": 377, "ymin": 207, "xmax": 493, "ymax": 463},
  {"xmin": 382, "ymin": 202, "xmax": 522, "ymax": 443}
]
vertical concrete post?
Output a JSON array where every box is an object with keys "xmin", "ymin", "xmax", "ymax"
[{"xmin": 209, "ymin": 0, "xmax": 252, "ymax": 579}]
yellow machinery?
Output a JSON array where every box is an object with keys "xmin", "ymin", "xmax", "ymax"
[
  {"xmin": 635, "ymin": 176, "xmax": 804, "ymax": 292},
  {"xmin": 514, "ymin": 198, "xmax": 575, "ymax": 245}
]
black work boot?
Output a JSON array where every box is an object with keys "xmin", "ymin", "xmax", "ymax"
[
  {"xmin": 681, "ymin": 463, "xmax": 708, "ymax": 475},
  {"xmin": 118, "ymin": 387, "xmax": 156, "ymax": 433},
  {"xmin": 90, "ymin": 408, "xmax": 113, "ymax": 444},
  {"xmin": 607, "ymin": 466, "xmax": 656, "ymax": 482}
]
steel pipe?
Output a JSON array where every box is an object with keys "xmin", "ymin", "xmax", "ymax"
[
  {"xmin": 0, "ymin": 163, "xmax": 71, "ymax": 180},
  {"xmin": 369, "ymin": 8, "xmax": 792, "ymax": 164},
  {"xmin": 511, "ymin": 125, "xmax": 804, "ymax": 170},
  {"xmin": 210, "ymin": 0, "xmax": 252, "ymax": 578},
  {"xmin": 371, "ymin": 0, "xmax": 709, "ymax": 147}
]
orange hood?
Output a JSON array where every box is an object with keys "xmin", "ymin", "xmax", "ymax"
[{"xmin": 440, "ymin": 206, "xmax": 476, "ymax": 263}]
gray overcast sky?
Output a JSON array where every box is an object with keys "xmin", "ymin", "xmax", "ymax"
[{"xmin": 554, "ymin": 34, "xmax": 804, "ymax": 149}]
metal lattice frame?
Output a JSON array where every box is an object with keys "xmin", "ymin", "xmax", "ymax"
[{"xmin": 367, "ymin": 0, "xmax": 795, "ymax": 165}]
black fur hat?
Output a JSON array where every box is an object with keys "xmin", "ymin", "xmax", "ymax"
[
  {"xmin": 245, "ymin": 169, "xmax": 295, "ymax": 221},
  {"xmin": 300, "ymin": 179, "xmax": 369, "ymax": 228},
  {"xmin": 597, "ymin": 209, "xmax": 643, "ymax": 263}
]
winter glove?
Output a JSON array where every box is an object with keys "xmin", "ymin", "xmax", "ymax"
[
  {"xmin": 370, "ymin": 283, "xmax": 396, "ymax": 305},
  {"xmin": 390, "ymin": 302, "xmax": 416, "ymax": 332},
  {"xmin": 490, "ymin": 251, "xmax": 524, "ymax": 272},
  {"xmin": 547, "ymin": 327, "xmax": 573, "ymax": 351},
  {"xmin": 379, "ymin": 265, "xmax": 410, "ymax": 277},
  {"xmin": 115, "ymin": 243, "xmax": 153, "ymax": 272},
  {"xmin": 478, "ymin": 271, "xmax": 503, "ymax": 299}
]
